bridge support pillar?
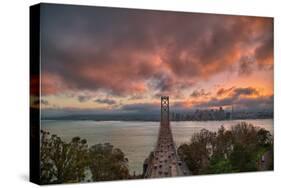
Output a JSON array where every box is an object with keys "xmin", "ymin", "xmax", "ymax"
[{"xmin": 161, "ymin": 96, "xmax": 169, "ymax": 124}]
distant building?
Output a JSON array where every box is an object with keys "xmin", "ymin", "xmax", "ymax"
[{"xmin": 171, "ymin": 107, "xmax": 228, "ymax": 121}]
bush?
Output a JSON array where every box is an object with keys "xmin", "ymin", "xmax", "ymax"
[{"xmin": 177, "ymin": 122, "xmax": 273, "ymax": 175}]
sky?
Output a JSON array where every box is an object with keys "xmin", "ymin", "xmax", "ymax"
[{"xmin": 36, "ymin": 4, "xmax": 274, "ymax": 117}]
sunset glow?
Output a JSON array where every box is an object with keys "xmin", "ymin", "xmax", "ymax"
[{"xmin": 38, "ymin": 4, "xmax": 273, "ymax": 117}]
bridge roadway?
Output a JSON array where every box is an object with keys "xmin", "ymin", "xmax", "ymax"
[{"xmin": 144, "ymin": 118, "xmax": 191, "ymax": 178}]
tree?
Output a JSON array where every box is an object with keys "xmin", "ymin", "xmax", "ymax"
[
  {"xmin": 40, "ymin": 131, "xmax": 131, "ymax": 184},
  {"xmin": 229, "ymin": 143, "xmax": 257, "ymax": 172},
  {"xmin": 257, "ymin": 128, "xmax": 272, "ymax": 147},
  {"xmin": 178, "ymin": 129, "xmax": 215, "ymax": 174},
  {"xmin": 89, "ymin": 143, "xmax": 129, "ymax": 181},
  {"xmin": 40, "ymin": 130, "xmax": 89, "ymax": 184},
  {"xmin": 213, "ymin": 126, "xmax": 233, "ymax": 159},
  {"xmin": 178, "ymin": 122, "xmax": 273, "ymax": 175},
  {"xmin": 207, "ymin": 157, "xmax": 233, "ymax": 174},
  {"xmin": 231, "ymin": 122, "xmax": 258, "ymax": 146}
]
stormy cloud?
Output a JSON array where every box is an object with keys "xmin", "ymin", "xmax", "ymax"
[
  {"xmin": 95, "ymin": 98, "xmax": 117, "ymax": 105},
  {"xmin": 193, "ymin": 94, "xmax": 273, "ymax": 111},
  {"xmin": 78, "ymin": 95, "xmax": 92, "ymax": 103},
  {"xmin": 40, "ymin": 4, "xmax": 273, "ymax": 97},
  {"xmin": 39, "ymin": 4, "xmax": 273, "ymax": 115},
  {"xmin": 190, "ymin": 89, "xmax": 211, "ymax": 98}
]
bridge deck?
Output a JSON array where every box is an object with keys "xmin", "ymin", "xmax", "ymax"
[{"xmin": 145, "ymin": 120, "xmax": 191, "ymax": 178}]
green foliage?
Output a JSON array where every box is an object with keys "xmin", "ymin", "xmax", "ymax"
[
  {"xmin": 178, "ymin": 122, "xmax": 273, "ymax": 175},
  {"xmin": 40, "ymin": 130, "xmax": 130, "ymax": 184},
  {"xmin": 257, "ymin": 128, "xmax": 273, "ymax": 147},
  {"xmin": 40, "ymin": 130, "xmax": 89, "ymax": 184},
  {"xmin": 207, "ymin": 156, "xmax": 233, "ymax": 174},
  {"xmin": 178, "ymin": 129, "xmax": 215, "ymax": 174},
  {"xmin": 89, "ymin": 143, "xmax": 130, "ymax": 181},
  {"xmin": 229, "ymin": 143, "xmax": 257, "ymax": 172}
]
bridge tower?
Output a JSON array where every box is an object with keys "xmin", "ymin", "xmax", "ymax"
[
  {"xmin": 143, "ymin": 96, "xmax": 190, "ymax": 177},
  {"xmin": 161, "ymin": 96, "xmax": 169, "ymax": 124}
]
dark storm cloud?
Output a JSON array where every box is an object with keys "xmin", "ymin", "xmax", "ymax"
[
  {"xmin": 254, "ymin": 33, "xmax": 274, "ymax": 69},
  {"xmin": 216, "ymin": 87, "xmax": 235, "ymax": 96},
  {"xmin": 151, "ymin": 74, "xmax": 195, "ymax": 97},
  {"xmin": 121, "ymin": 103, "xmax": 159, "ymax": 113},
  {"xmin": 95, "ymin": 98, "xmax": 117, "ymax": 105},
  {"xmin": 251, "ymin": 18, "xmax": 274, "ymax": 70},
  {"xmin": 193, "ymin": 94, "xmax": 273, "ymax": 111},
  {"xmin": 190, "ymin": 89, "xmax": 211, "ymax": 98},
  {"xmin": 77, "ymin": 95, "xmax": 92, "ymax": 103},
  {"xmin": 153, "ymin": 75, "xmax": 174, "ymax": 93},
  {"xmin": 237, "ymin": 95, "xmax": 273, "ymax": 110},
  {"xmin": 232, "ymin": 87, "xmax": 259, "ymax": 98},
  {"xmin": 216, "ymin": 87, "xmax": 259, "ymax": 98},
  {"xmin": 189, "ymin": 86, "xmax": 269, "ymax": 111},
  {"xmin": 40, "ymin": 4, "xmax": 273, "ymax": 96},
  {"xmin": 238, "ymin": 56, "xmax": 255, "ymax": 75}
]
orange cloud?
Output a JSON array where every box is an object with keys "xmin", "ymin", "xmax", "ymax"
[{"xmin": 40, "ymin": 5, "xmax": 273, "ymax": 106}]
